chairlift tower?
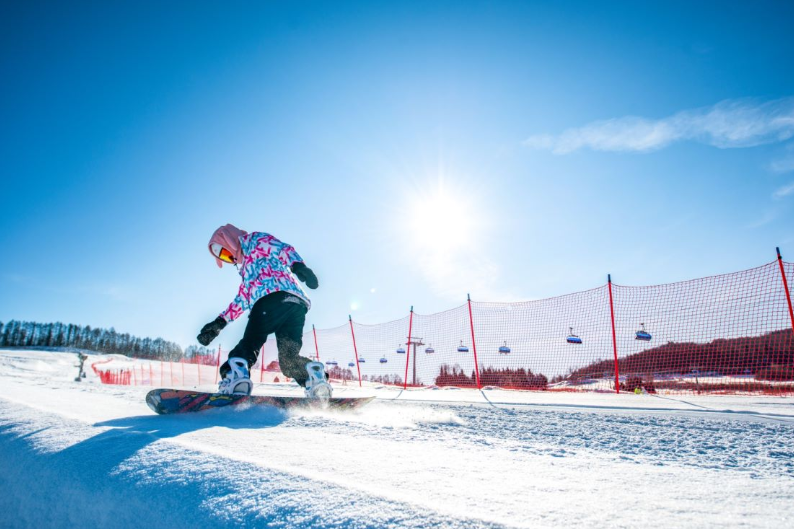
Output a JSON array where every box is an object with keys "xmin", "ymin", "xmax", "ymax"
[{"xmin": 406, "ymin": 336, "xmax": 424, "ymax": 386}]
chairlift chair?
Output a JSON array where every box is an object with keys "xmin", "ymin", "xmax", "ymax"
[
  {"xmin": 325, "ymin": 359, "xmax": 338, "ymax": 367},
  {"xmin": 348, "ymin": 361, "xmax": 356, "ymax": 368},
  {"xmin": 379, "ymin": 356, "xmax": 388, "ymax": 364},
  {"xmin": 566, "ymin": 327, "xmax": 582, "ymax": 344},
  {"xmin": 425, "ymin": 344, "xmax": 435, "ymax": 354},
  {"xmin": 457, "ymin": 340, "xmax": 469, "ymax": 353},
  {"xmin": 635, "ymin": 323, "xmax": 652, "ymax": 341},
  {"xmin": 396, "ymin": 344, "xmax": 406, "ymax": 354},
  {"xmin": 498, "ymin": 341, "xmax": 511, "ymax": 354}
]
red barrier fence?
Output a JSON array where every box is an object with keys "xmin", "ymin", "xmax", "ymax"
[
  {"xmin": 91, "ymin": 345, "xmax": 291, "ymax": 387},
  {"xmin": 91, "ymin": 352, "xmax": 226, "ymax": 387},
  {"xmin": 306, "ymin": 254, "xmax": 794, "ymax": 395},
  {"xmin": 95, "ymin": 369, "xmax": 132, "ymax": 385}
]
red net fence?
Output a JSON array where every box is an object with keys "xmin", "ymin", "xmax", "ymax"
[
  {"xmin": 90, "ymin": 255, "xmax": 794, "ymax": 396},
  {"xmin": 309, "ymin": 258, "xmax": 794, "ymax": 395}
]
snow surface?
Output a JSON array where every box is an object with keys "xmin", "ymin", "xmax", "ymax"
[{"xmin": 1, "ymin": 348, "xmax": 793, "ymax": 528}]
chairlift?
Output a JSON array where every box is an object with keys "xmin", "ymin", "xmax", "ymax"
[
  {"xmin": 566, "ymin": 327, "xmax": 582, "ymax": 345},
  {"xmin": 498, "ymin": 341, "xmax": 511, "ymax": 354},
  {"xmin": 457, "ymin": 340, "xmax": 469, "ymax": 353},
  {"xmin": 425, "ymin": 344, "xmax": 435, "ymax": 354},
  {"xmin": 358, "ymin": 357, "xmax": 366, "ymax": 363},
  {"xmin": 348, "ymin": 361, "xmax": 355, "ymax": 368},
  {"xmin": 635, "ymin": 323, "xmax": 652, "ymax": 342},
  {"xmin": 396, "ymin": 344, "xmax": 406, "ymax": 354},
  {"xmin": 379, "ymin": 356, "xmax": 388, "ymax": 364},
  {"xmin": 325, "ymin": 359, "xmax": 338, "ymax": 367}
]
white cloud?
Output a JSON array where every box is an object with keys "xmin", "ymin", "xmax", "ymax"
[
  {"xmin": 773, "ymin": 181, "xmax": 794, "ymax": 199},
  {"xmin": 771, "ymin": 158, "xmax": 794, "ymax": 173},
  {"xmin": 525, "ymin": 97, "xmax": 794, "ymax": 154},
  {"xmin": 770, "ymin": 142, "xmax": 794, "ymax": 174},
  {"xmin": 746, "ymin": 210, "xmax": 778, "ymax": 229}
]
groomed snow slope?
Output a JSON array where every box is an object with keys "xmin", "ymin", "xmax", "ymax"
[{"xmin": 1, "ymin": 349, "xmax": 793, "ymax": 528}]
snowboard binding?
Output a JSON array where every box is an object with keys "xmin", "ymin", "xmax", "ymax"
[
  {"xmin": 218, "ymin": 357, "xmax": 253, "ymax": 396},
  {"xmin": 304, "ymin": 361, "xmax": 333, "ymax": 400}
]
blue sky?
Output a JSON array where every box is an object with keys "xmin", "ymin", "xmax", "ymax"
[{"xmin": 1, "ymin": 0, "xmax": 793, "ymax": 350}]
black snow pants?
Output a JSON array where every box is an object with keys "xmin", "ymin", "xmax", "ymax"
[{"xmin": 220, "ymin": 291, "xmax": 314, "ymax": 387}]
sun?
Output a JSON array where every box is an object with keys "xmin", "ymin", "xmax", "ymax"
[{"xmin": 407, "ymin": 180, "xmax": 479, "ymax": 255}]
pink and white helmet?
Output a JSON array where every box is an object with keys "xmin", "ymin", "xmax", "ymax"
[{"xmin": 208, "ymin": 224, "xmax": 248, "ymax": 268}]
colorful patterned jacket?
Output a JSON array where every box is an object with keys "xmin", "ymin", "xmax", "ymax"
[{"xmin": 219, "ymin": 232, "xmax": 310, "ymax": 322}]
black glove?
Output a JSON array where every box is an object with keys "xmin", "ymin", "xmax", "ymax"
[
  {"xmin": 291, "ymin": 262, "xmax": 319, "ymax": 289},
  {"xmin": 197, "ymin": 316, "xmax": 227, "ymax": 346}
]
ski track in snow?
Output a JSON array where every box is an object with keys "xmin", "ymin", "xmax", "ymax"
[{"xmin": 1, "ymin": 349, "xmax": 793, "ymax": 528}]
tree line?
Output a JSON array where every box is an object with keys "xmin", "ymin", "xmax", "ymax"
[
  {"xmin": 0, "ymin": 320, "xmax": 216, "ymax": 361},
  {"xmin": 435, "ymin": 364, "xmax": 548, "ymax": 389},
  {"xmin": 323, "ymin": 365, "xmax": 405, "ymax": 386}
]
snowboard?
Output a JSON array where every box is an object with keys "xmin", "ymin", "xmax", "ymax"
[{"xmin": 146, "ymin": 388, "xmax": 374, "ymax": 415}]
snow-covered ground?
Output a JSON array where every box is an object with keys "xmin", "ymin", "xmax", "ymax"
[{"xmin": 1, "ymin": 349, "xmax": 793, "ymax": 528}]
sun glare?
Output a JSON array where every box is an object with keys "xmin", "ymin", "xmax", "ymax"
[
  {"xmin": 407, "ymin": 182, "xmax": 479, "ymax": 254},
  {"xmin": 387, "ymin": 171, "xmax": 501, "ymax": 300}
]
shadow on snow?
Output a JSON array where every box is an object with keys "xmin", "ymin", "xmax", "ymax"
[{"xmin": 0, "ymin": 405, "xmax": 290, "ymax": 528}]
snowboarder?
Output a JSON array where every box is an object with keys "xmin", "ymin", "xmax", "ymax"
[{"xmin": 196, "ymin": 224, "xmax": 331, "ymax": 399}]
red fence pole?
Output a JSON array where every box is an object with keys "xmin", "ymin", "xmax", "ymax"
[
  {"xmin": 777, "ymin": 247, "xmax": 794, "ymax": 333},
  {"xmin": 260, "ymin": 345, "xmax": 265, "ymax": 383},
  {"xmin": 215, "ymin": 345, "xmax": 221, "ymax": 384},
  {"xmin": 607, "ymin": 274, "xmax": 620, "ymax": 394},
  {"xmin": 467, "ymin": 294, "xmax": 482, "ymax": 389},
  {"xmin": 403, "ymin": 307, "xmax": 414, "ymax": 390},
  {"xmin": 349, "ymin": 315, "xmax": 362, "ymax": 387},
  {"xmin": 312, "ymin": 324, "xmax": 320, "ymax": 361}
]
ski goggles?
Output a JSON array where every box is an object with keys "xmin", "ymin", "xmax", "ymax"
[{"xmin": 210, "ymin": 243, "xmax": 236, "ymax": 264}]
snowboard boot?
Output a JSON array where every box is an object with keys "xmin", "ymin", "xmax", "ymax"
[
  {"xmin": 304, "ymin": 361, "xmax": 332, "ymax": 400},
  {"xmin": 217, "ymin": 357, "xmax": 253, "ymax": 396}
]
